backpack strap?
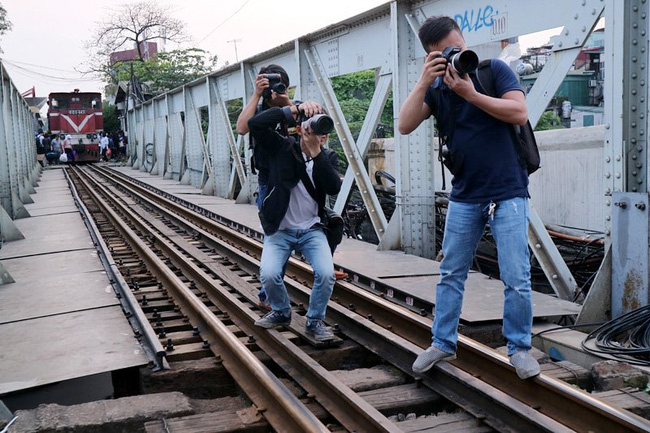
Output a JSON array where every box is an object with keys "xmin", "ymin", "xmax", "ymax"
[
  {"xmin": 291, "ymin": 144, "xmax": 326, "ymax": 210},
  {"xmin": 475, "ymin": 59, "xmax": 495, "ymax": 97},
  {"xmin": 475, "ymin": 59, "xmax": 531, "ymax": 172},
  {"xmin": 432, "ymin": 87, "xmax": 447, "ymax": 190},
  {"xmin": 434, "ymin": 85, "xmax": 458, "ymax": 191}
]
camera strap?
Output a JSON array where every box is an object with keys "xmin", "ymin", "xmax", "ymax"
[
  {"xmin": 437, "ymin": 91, "xmax": 459, "ymax": 190},
  {"xmin": 291, "ymin": 145, "xmax": 325, "ymax": 209}
]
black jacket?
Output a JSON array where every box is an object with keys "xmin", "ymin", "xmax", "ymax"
[{"xmin": 248, "ymin": 107, "xmax": 342, "ymax": 235}]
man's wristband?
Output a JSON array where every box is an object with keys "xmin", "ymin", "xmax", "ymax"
[{"xmin": 281, "ymin": 106, "xmax": 297, "ymax": 126}]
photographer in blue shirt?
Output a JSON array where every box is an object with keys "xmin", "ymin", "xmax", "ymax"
[{"xmin": 398, "ymin": 16, "xmax": 539, "ymax": 379}]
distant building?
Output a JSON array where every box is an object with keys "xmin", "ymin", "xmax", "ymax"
[
  {"xmin": 108, "ymin": 42, "xmax": 158, "ymax": 133},
  {"xmin": 516, "ymin": 27, "xmax": 605, "ymax": 128},
  {"xmin": 109, "ymin": 41, "xmax": 158, "ymax": 64},
  {"xmin": 21, "ymin": 87, "xmax": 47, "ymax": 133}
]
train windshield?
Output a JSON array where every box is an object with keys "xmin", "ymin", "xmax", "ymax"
[{"xmin": 49, "ymin": 93, "xmax": 102, "ymax": 111}]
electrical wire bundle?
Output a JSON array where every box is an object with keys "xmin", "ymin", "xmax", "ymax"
[{"xmin": 582, "ymin": 305, "xmax": 650, "ymax": 366}]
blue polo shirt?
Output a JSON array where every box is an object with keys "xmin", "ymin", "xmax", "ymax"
[{"xmin": 424, "ymin": 58, "xmax": 529, "ymax": 203}]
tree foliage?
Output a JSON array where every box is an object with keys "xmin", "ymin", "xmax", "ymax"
[
  {"xmin": 82, "ymin": 1, "xmax": 188, "ymax": 83},
  {"xmin": 331, "ymin": 69, "xmax": 394, "ymax": 139},
  {"xmin": 88, "ymin": 1, "xmax": 186, "ymax": 60},
  {"xmin": 0, "ymin": 3, "xmax": 12, "ymax": 52},
  {"xmin": 0, "ymin": 3, "xmax": 11, "ymax": 35},
  {"xmin": 102, "ymin": 101, "xmax": 120, "ymax": 133},
  {"xmin": 113, "ymin": 48, "xmax": 217, "ymax": 96},
  {"xmin": 328, "ymin": 69, "xmax": 394, "ymax": 172},
  {"xmin": 535, "ymin": 110, "xmax": 565, "ymax": 131}
]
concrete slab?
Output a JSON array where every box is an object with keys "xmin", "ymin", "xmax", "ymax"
[
  {"xmin": 0, "ymin": 212, "xmax": 95, "ymax": 259},
  {"xmin": 24, "ymin": 204, "xmax": 78, "ymax": 217},
  {"xmin": 0, "ymin": 168, "xmax": 149, "ymax": 396},
  {"xmin": 0, "ymin": 306, "xmax": 148, "ymax": 396},
  {"xmin": 390, "ymin": 272, "xmax": 581, "ymax": 322},
  {"xmin": 0, "ymin": 250, "xmax": 112, "ymax": 324}
]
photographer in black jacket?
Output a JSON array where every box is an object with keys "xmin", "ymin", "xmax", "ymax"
[{"xmin": 248, "ymin": 101, "xmax": 341, "ymax": 341}]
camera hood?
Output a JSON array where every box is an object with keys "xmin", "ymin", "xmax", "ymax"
[{"xmin": 450, "ymin": 50, "xmax": 479, "ymax": 75}]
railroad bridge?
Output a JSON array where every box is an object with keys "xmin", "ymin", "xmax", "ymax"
[{"xmin": 1, "ymin": 1, "xmax": 650, "ymax": 432}]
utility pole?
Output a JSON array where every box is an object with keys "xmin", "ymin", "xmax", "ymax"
[{"xmin": 228, "ymin": 38, "xmax": 242, "ymax": 63}]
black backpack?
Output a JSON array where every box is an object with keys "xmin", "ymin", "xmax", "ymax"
[
  {"xmin": 433, "ymin": 59, "xmax": 541, "ymax": 188},
  {"xmin": 475, "ymin": 59, "xmax": 541, "ymax": 175}
]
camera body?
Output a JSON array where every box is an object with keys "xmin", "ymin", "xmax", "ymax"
[
  {"xmin": 281, "ymin": 105, "xmax": 335, "ymax": 135},
  {"xmin": 300, "ymin": 113, "xmax": 334, "ymax": 135},
  {"xmin": 437, "ymin": 46, "xmax": 479, "ymax": 76},
  {"xmin": 262, "ymin": 73, "xmax": 287, "ymax": 98}
]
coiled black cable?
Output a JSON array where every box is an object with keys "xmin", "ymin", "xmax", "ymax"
[{"xmin": 582, "ymin": 305, "xmax": 650, "ymax": 366}]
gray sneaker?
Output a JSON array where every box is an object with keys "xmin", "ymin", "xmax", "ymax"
[
  {"xmin": 510, "ymin": 351, "xmax": 540, "ymax": 379},
  {"xmin": 305, "ymin": 319, "xmax": 335, "ymax": 341},
  {"xmin": 254, "ymin": 310, "xmax": 291, "ymax": 329},
  {"xmin": 412, "ymin": 345, "xmax": 456, "ymax": 374}
]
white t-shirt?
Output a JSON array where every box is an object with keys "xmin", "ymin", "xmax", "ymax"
[
  {"xmin": 99, "ymin": 136, "xmax": 109, "ymax": 150},
  {"xmin": 278, "ymin": 154, "xmax": 320, "ymax": 230}
]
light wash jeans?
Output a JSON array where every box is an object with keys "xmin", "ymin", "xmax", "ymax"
[
  {"xmin": 260, "ymin": 228, "xmax": 335, "ymax": 321},
  {"xmin": 432, "ymin": 197, "xmax": 533, "ymax": 356}
]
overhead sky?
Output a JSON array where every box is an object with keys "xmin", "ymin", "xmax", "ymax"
[{"xmin": 0, "ymin": 0, "xmax": 557, "ymax": 100}]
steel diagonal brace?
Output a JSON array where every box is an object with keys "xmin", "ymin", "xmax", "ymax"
[
  {"xmin": 303, "ymin": 47, "xmax": 388, "ymax": 239},
  {"xmin": 335, "ymin": 69, "xmax": 393, "ymax": 217},
  {"xmin": 210, "ymin": 79, "xmax": 246, "ymax": 188},
  {"xmin": 184, "ymin": 89, "xmax": 212, "ymax": 185},
  {"xmin": 522, "ymin": 6, "xmax": 603, "ymax": 301},
  {"xmin": 528, "ymin": 204, "xmax": 576, "ymax": 301}
]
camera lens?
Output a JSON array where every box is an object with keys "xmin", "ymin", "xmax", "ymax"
[
  {"xmin": 450, "ymin": 50, "xmax": 479, "ymax": 75},
  {"xmin": 262, "ymin": 73, "xmax": 287, "ymax": 98},
  {"xmin": 272, "ymin": 82, "xmax": 287, "ymax": 94},
  {"xmin": 307, "ymin": 114, "xmax": 334, "ymax": 135}
]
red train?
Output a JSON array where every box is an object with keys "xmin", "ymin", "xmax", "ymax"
[{"xmin": 47, "ymin": 89, "xmax": 103, "ymax": 162}]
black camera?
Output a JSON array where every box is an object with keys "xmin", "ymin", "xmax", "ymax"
[
  {"xmin": 262, "ymin": 73, "xmax": 287, "ymax": 98},
  {"xmin": 300, "ymin": 113, "xmax": 334, "ymax": 135},
  {"xmin": 437, "ymin": 46, "xmax": 479, "ymax": 76}
]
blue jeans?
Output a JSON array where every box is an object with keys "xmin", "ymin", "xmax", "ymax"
[
  {"xmin": 260, "ymin": 228, "xmax": 335, "ymax": 320},
  {"xmin": 432, "ymin": 197, "xmax": 532, "ymax": 356}
]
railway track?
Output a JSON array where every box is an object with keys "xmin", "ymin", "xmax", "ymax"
[{"xmin": 65, "ymin": 164, "xmax": 650, "ymax": 433}]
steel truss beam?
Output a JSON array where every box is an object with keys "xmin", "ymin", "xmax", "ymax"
[{"xmin": 120, "ymin": 1, "xmax": 630, "ymax": 313}]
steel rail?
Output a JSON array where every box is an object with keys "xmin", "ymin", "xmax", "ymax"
[
  {"xmin": 72, "ymin": 167, "xmax": 331, "ymax": 433},
  {"xmin": 64, "ymin": 168, "xmax": 168, "ymax": 370},
  {"xmin": 95, "ymin": 166, "xmax": 650, "ymax": 432},
  {"xmin": 79, "ymin": 166, "xmax": 403, "ymax": 433},
  {"xmin": 90, "ymin": 167, "xmax": 571, "ymax": 432}
]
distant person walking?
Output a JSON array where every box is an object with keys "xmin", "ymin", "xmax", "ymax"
[
  {"xmin": 47, "ymin": 134, "xmax": 62, "ymax": 165},
  {"xmin": 63, "ymin": 134, "xmax": 74, "ymax": 163},
  {"xmin": 99, "ymin": 132, "xmax": 109, "ymax": 161},
  {"xmin": 35, "ymin": 132, "xmax": 45, "ymax": 167}
]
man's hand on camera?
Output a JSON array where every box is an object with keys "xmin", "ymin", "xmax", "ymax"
[
  {"xmin": 443, "ymin": 66, "xmax": 475, "ymax": 100},
  {"xmin": 420, "ymin": 51, "xmax": 447, "ymax": 86},
  {"xmin": 257, "ymin": 74, "xmax": 291, "ymax": 105},
  {"xmin": 297, "ymin": 101, "xmax": 324, "ymax": 118},
  {"xmin": 254, "ymin": 74, "xmax": 269, "ymax": 97},
  {"xmin": 271, "ymin": 92, "xmax": 292, "ymax": 106},
  {"xmin": 300, "ymin": 127, "xmax": 323, "ymax": 159}
]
